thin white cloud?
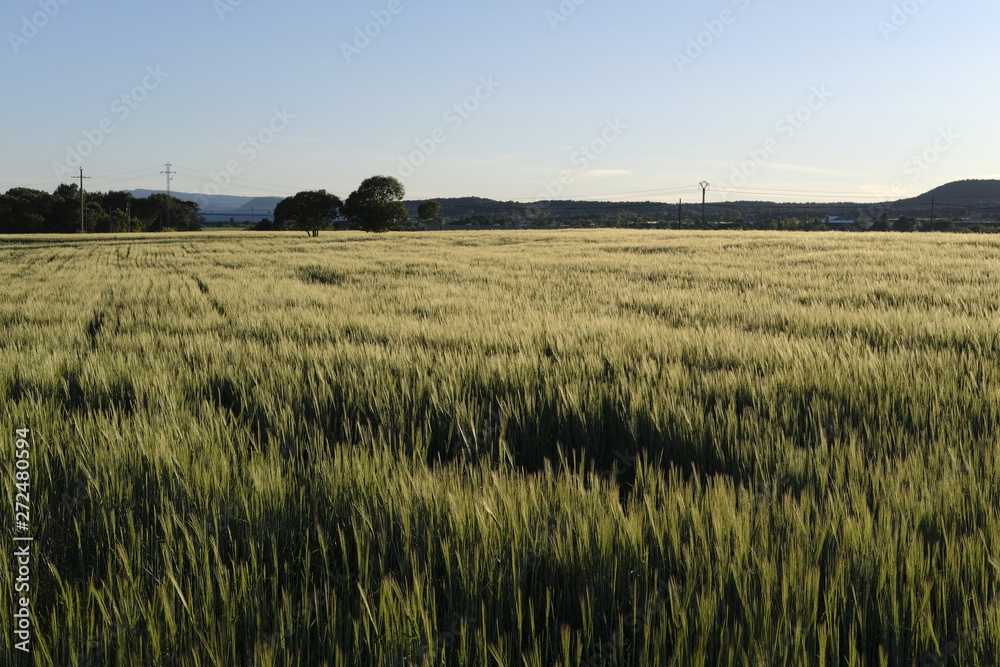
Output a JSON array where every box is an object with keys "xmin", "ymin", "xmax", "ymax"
[
  {"xmin": 575, "ymin": 169, "xmax": 634, "ymax": 180},
  {"xmin": 765, "ymin": 163, "xmax": 854, "ymax": 177}
]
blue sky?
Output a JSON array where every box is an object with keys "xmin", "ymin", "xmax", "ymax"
[{"xmin": 2, "ymin": 0, "xmax": 997, "ymax": 204}]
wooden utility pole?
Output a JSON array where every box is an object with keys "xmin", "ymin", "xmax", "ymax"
[
  {"xmin": 160, "ymin": 163, "xmax": 174, "ymax": 231},
  {"xmin": 122, "ymin": 193, "xmax": 132, "ymax": 233},
  {"xmin": 77, "ymin": 168, "xmax": 91, "ymax": 233}
]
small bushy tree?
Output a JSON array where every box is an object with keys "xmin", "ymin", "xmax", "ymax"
[
  {"xmin": 275, "ymin": 190, "xmax": 343, "ymax": 237},
  {"xmin": 418, "ymin": 200, "xmax": 442, "ymax": 230},
  {"xmin": 871, "ymin": 212, "xmax": 892, "ymax": 231}
]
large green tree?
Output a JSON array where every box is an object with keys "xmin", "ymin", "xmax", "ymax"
[
  {"xmin": 341, "ymin": 176, "xmax": 408, "ymax": 233},
  {"xmin": 274, "ymin": 190, "xmax": 343, "ymax": 237}
]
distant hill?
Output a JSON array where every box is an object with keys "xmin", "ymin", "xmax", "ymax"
[
  {"xmin": 402, "ymin": 197, "xmax": 534, "ymax": 219},
  {"xmin": 129, "ymin": 190, "xmax": 284, "ymax": 224},
  {"xmin": 125, "ymin": 180, "xmax": 1000, "ymax": 226},
  {"xmin": 401, "ymin": 182, "xmax": 1000, "ymax": 224},
  {"xmin": 401, "ymin": 197, "xmax": 688, "ymax": 220},
  {"xmin": 894, "ymin": 179, "xmax": 1000, "ymax": 207}
]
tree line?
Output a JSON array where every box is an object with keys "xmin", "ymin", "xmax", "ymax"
[
  {"xmin": 4, "ymin": 173, "xmax": 999, "ymax": 235},
  {"xmin": 0, "ymin": 174, "xmax": 435, "ymax": 236},
  {"xmin": 0, "ymin": 184, "xmax": 203, "ymax": 234}
]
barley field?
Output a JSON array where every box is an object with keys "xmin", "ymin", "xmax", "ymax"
[{"xmin": 2, "ymin": 230, "xmax": 1000, "ymax": 666}]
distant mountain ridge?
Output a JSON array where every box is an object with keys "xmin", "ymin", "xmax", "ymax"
[
  {"xmin": 128, "ymin": 180, "xmax": 1000, "ymax": 224},
  {"xmin": 129, "ymin": 190, "xmax": 284, "ymax": 223},
  {"xmin": 893, "ymin": 179, "xmax": 1000, "ymax": 206}
]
